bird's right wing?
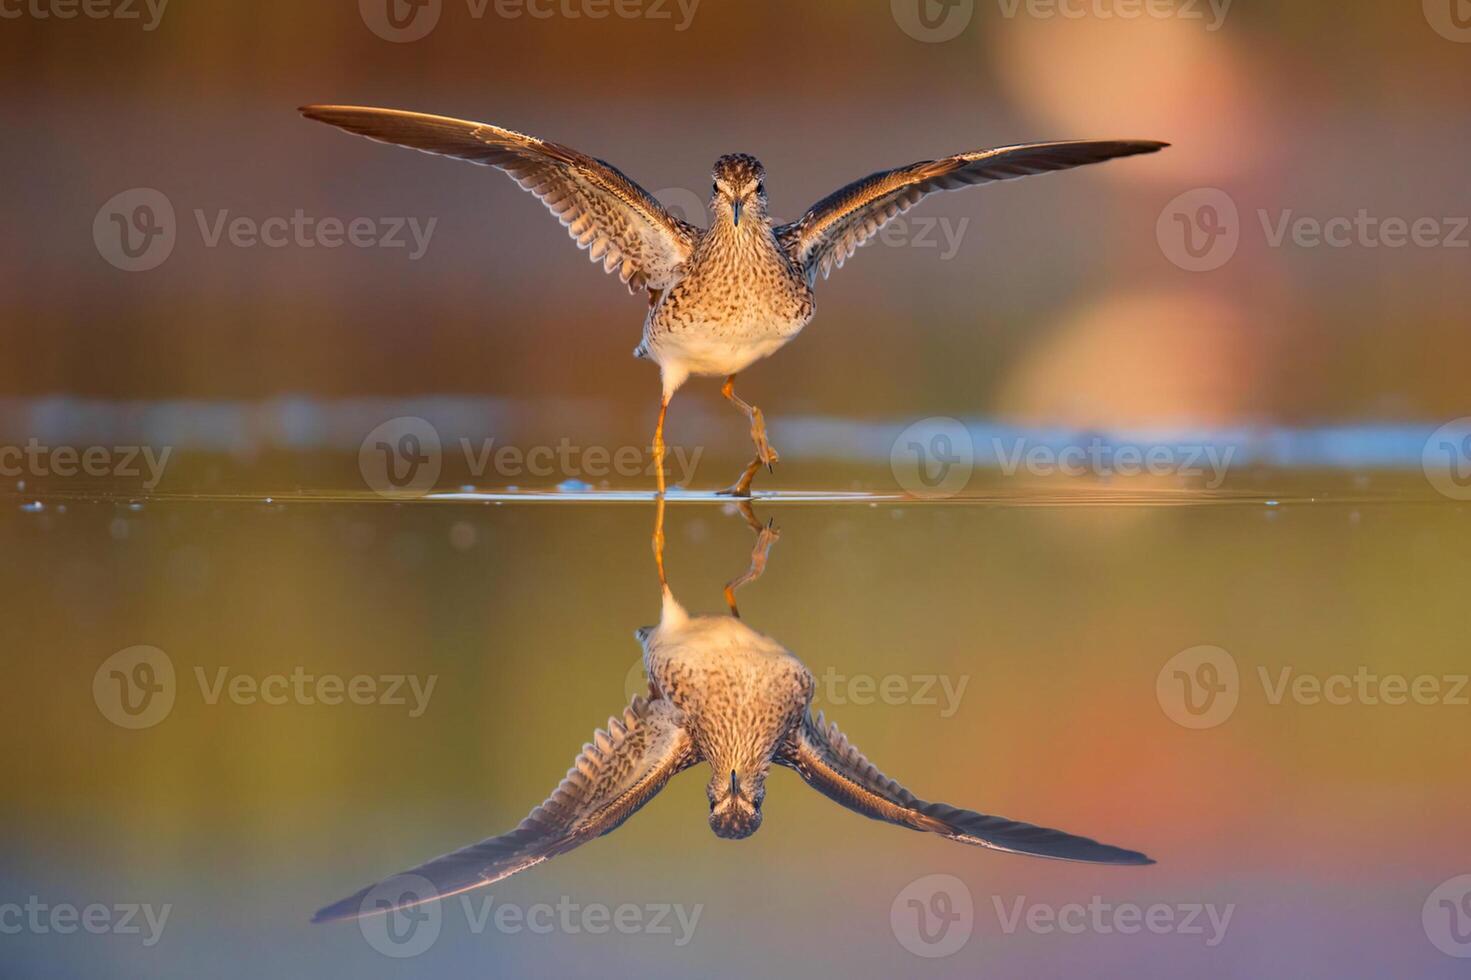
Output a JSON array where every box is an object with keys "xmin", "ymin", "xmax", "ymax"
[
  {"xmin": 778, "ymin": 711, "xmax": 1153, "ymax": 865},
  {"xmin": 777, "ymin": 140, "xmax": 1167, "ymax": 282},
  {"xmin": 300, "ymin": 105, "xmax": 700, "ymax": 293},
  {"xmin": 313, "ymin": 697, "xmax": 697, "ymax": 923}
]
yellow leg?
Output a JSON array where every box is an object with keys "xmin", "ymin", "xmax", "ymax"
[
  {"xmin": 717, "ymin": 375, "xmax": 779, "ymax": 496},
  {"xmin": 720, "ymin": 375, "xmax": 780, "ymax": 469},
  {"xmin": 652, "ymin": 395, "xmax": 669, "ymax": 496}
]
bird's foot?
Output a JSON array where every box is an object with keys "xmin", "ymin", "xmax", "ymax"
[
  {"xmin": 757, "ymin": 441, "xmax": 781, "ymax": 471},
  {"xmin": 716, "ymin": 458, "xmax": 763, "ymax": 498},
  {"xmin": 752, "ymin": 519, "xmax": 781, "ymax": 558}
]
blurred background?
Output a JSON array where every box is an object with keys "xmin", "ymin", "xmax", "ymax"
[{"xmin": 3, "ymin": 2, "xmax": 1471, "ymax": 978}]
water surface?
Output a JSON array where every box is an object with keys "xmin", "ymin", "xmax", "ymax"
[{"xmin": 4, "ymin": 486, "xmax": 1468, "ymax": 977}]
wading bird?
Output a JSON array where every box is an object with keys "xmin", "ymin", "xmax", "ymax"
[
  {"xmin": 312, "ymin": 503, "xmax": 1151, "ymax": 925},
  {"xmin": 300, "ymin": 106, "xmax": 1165, "ymax": 495}
]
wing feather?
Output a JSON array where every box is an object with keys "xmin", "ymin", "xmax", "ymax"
[
  {"xmin": 778, "ymin": 711, "xmax": 1153, "ymax": 865},
  {"xmin": 778, "ymin": 140, "xmax": 1167, "ymax": 281},
  {"xmin": 300, "ymin": 105, "xmax": 700, "ymax": 294},
  {"xmin": 313, "ymin": 696, "xmax": 697, "ymax": 923}
]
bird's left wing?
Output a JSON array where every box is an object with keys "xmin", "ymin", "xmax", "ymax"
[
  {"xmin": 313, "ymin": 696, "xmax": 697, "ymax": 923},
  {"xmin": 300, "ymin": 105, "xmax": 700, "ymax": 293},
  {"xmin": 777, "ymin": 711, "xmax": 1153, "ymax": 865},
  {"xmin": 777, "ymin": 140, "xmax": 1167, "ymax": 282}
]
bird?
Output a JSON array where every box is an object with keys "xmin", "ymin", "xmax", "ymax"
[
  {"xmin": 299, "ymin": 105, "xmax": 1166, "ymax": 496},
  {"xmin": 311, "ymin": 504, "xmax": 1151, "ymax": 925}
]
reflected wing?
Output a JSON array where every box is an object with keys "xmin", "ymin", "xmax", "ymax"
[
  {"xmin": 300, "ymin": 105, "xmax": 700, "ymax": 293},
  {"xmin": 778, "ymin": 712, "xmax": 1153, "ymax": 865},
  {"xmin": 777, "ymin": 140, "xmax": 1167, "ymax": 282},
  {"xmin": 313, "ymin": 697, "xmax": 697, "ymax": 923}
]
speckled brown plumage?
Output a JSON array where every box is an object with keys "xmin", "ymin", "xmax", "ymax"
[
  {"xmin": 312, "ymin": 517, "xmax": 1152, "ymax": 925},
  {"xmin": 639, "ymin": 588, "xmax": 814, "ymax": 839},
  {"xmin": 300, "ymin": 104, "xmax": 1166, "ymax": 493}
]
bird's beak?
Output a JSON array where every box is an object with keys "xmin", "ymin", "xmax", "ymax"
[
  {"xmin": 732, "ymin": 199, "xmax": 742, "ymax": 227},
  {"xmin": 730, "ymin": 770, "xmax": 739, "ymax": 797}
]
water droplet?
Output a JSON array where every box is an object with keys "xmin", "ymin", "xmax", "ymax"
[{"xmin": 20, "ymin": 501, "xmax": 44, "ymax": 513}]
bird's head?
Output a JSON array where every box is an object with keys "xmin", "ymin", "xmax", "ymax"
[
  {"xmin": 707, "ymin": 766, "xmax": 766, "ymax": 839},
  {"xmin": 710, "ymin": 154, "xmax": 767, "ymax": 228}
]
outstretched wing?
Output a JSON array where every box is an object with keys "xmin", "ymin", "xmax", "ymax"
[
  {"xmin": 778, "ymin": 711, "xmax": 1153, "ymax": 865},
  {"xmin": 300, "ymin": 105, "xmax": 700, "ymax": 294},
  {"xmin": 777, "ymin": 140, "xmax": 1167, "ymax": 282},
  {"xmin": 313, "ymin": 697, "xmax": 697, "ymax": 923}
]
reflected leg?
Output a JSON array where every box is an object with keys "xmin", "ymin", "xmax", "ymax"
[
  {"xmin": 653, "ymin": 494, "xmax": 668, "ymax": 589},
  {"xmin": 651, "ymin": 392, "xmax": 669, "ymax": 580},
  {"xmin": 723, "ymin": 503, "xmax": 780, "ymax": 618}
]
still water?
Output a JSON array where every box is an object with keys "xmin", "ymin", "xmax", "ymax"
[{"xmin": 4, "ymin": 485, "xmax": 1468, "ymax": 978}]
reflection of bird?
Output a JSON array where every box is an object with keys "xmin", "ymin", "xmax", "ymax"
[
  {"xmin": 300, "ymin": 105, "xmax": 1167, "ymax": 494},
  {"xmin": 312, "ymin": 508, "xmax": 1150, "ymax": 924}
]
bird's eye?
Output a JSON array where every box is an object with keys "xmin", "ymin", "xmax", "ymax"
[
  {"xmin": 756, "ymin": 182, "xmax": 765, "ymax": 195},
  {"xmin": 712, "ymin": 183, "xmax": 719, "ymax": 195}
]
